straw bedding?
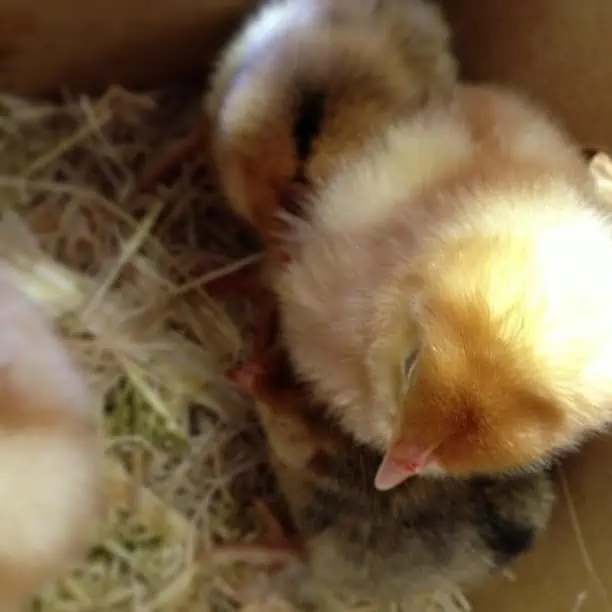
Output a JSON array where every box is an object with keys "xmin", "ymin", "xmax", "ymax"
[{"xmin": 0, "ymin": 86, "xmax": 472, "ymax": 611}]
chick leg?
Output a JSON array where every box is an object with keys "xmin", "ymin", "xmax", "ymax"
[{"xmin": 210, "ymin": 499, "xmax": 305, "ymax": 572}]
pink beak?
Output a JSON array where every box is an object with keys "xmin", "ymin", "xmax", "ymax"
[{"xmin": 373, "ymin": 442, "xmax": 434, "ymax": 491}]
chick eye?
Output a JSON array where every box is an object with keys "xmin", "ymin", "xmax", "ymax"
[{"xmin": 403, "ymin": 347, "xmax": 421, "ymax": 382}]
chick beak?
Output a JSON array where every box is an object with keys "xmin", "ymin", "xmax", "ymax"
[{"xmin": 374, "ymin": 441, "xmax": 435, "ymax": 491}]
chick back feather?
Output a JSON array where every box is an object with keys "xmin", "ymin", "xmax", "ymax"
[{"xmin": 207, "ymin": 0, "xmax": 457, "ymax": 244}]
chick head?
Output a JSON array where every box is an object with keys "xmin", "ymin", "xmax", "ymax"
[{"xmin": 374, "ymin": 184, "xmax": 612, "ymax": 490}]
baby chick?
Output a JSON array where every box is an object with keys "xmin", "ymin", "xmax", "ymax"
[
  {"xmin": 206, "ymin": 0, "xmax": 457, "ymax": 250},
  {"xmin": 274, "ymin": 83, "xmax": 612, "ymax": 490},
  {"xmin": 0, "ymin": 266, "xmax": 102, "ymax": 610},
  {"xmin": 230, "ymin": 323, "xmax": 556, "ymax": 606}
]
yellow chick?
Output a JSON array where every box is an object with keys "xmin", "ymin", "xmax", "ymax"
[
  {"xmin": 206, "ymin": 0, "xmax": 457, "ymax": 249},
  {"xmin": 274, "ymin": 83, "xmax": 610, "ymax": 490},
  {"xmin": 0, "ymin": 266, "xmax": 102, "ymax": 610}
]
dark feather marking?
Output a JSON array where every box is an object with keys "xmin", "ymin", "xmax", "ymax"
[
  {"xmin": 275, "ymin": 88, "xmax": 326, "ymax": 219},
  {"xmin": 292, "ymin": 88, "xmax": 326, "ymax": 162},
  {"xmin": 472, "ymin": 479, "xmax": 537, "ymax": 566}
]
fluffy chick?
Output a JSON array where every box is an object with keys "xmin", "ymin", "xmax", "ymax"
[
  {"xmin": 231, "ymin": 331, "xmax": 555, "ymax": 606},
  {"xmin": 274, "ymin": 83, "xmax": 612, "ymax": 489},
  {"xmin": 0, "ymin": 266, "xmax": 103, "ymax": 610},
  {"xmin": 206, "ymin": 0, "xmax": 457, "ymax": 250}
]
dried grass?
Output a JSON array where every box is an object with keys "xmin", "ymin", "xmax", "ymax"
[{"xmin": 0, "ymin": 86, "xmax": 470, "ymax": 612}]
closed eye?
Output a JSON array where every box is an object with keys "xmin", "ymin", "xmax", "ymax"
[{"xmin": 404, "ymin": 347, "xmax": 421, "ymax": 383}]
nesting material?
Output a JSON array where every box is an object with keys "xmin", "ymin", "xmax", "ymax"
[{"xmin": 0, "ymin": 87, "xmax": 470, "ymax": 611}]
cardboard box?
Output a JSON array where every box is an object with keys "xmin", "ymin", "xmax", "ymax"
[
  {"xmin": 439, "ymin": 0, "xmax": 612, "ymax": 152},
  {"xmin": 0, "ymin": 0, "xmax": 253, "ymax": 95}
]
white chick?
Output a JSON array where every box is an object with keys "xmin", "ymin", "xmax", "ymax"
[{"xmin": 0, "ymin": 265, "xmax": 102, "ymax": 610}]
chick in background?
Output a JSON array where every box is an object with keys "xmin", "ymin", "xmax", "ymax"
[
  {"xmin": 206, "ymin": 0, "xmax": 457, "ymax": 252},
  {"xmin": 0, "ymin": 265, "xmax": 103, "ymax": 611},
  {"xmin": 274, "ymin": 83, "xmax": 612, "ymax": 490}
]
